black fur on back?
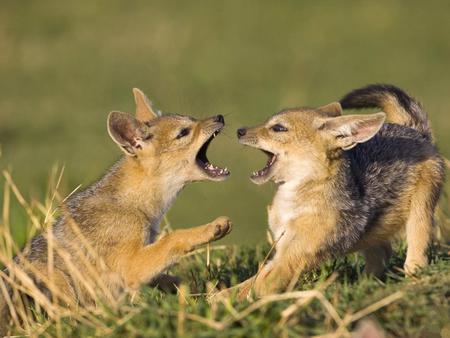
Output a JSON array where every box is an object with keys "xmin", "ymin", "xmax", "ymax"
[
  {"xmin": 340, "ymin": 84, "xmax": 431, "ymax": 138},
  {"xmin": 322, "ymin": 123, "xmax": 445, "ymax": 256}
]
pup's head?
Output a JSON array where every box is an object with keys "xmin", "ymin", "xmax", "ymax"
[
  {"xmin": 237, "ymin": 102, "xmax": 385, "ymax": 184},
  {"xmin": 108, "ymin": 88, "xmax": 229, "ymax": 182}
]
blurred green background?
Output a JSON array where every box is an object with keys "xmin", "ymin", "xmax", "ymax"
[{"xmin": 1, "ymin": 1, "xmax": 449, "ymax": 245}]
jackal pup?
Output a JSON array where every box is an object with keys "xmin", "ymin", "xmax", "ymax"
[
  {"xmin": 233, "ymin": 84, "xmax": 445, "ymax": 299},
  {"xmin": 0, "ymin": 89, "xmax": 231, "ymax": 333}
]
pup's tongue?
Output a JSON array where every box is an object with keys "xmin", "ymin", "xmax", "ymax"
[{"xmin": 251, "ymin": 152, "xmax": 277, "ymax": 179}]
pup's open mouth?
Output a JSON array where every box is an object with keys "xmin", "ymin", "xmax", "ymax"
[
  {"xmin": 196, "ymin": 128, "xmax": 230, "ymax": 178},
  {"xmin": 251, "ymin": 150, "xmax": 277, "ymax": 180}
]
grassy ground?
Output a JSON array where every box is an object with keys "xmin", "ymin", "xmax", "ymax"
[{"xmin": 35, "ymin": 244, "xmax": 450, "ymax": 337}]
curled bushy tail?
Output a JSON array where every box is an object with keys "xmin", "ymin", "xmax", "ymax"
[{"xmin": 340, "ymin": 84, "xmax": 431, "ymax": 139}]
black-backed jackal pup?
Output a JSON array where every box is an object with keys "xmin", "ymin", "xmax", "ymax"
[
  {"xmin": 232, "ymin": 84, "xmax": 445, "ymax": 300},
  {"xmin": 0, "ymin": 89, "xmax": 232, "ymax": 334}
]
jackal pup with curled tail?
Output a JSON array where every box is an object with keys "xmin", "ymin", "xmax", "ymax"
[
  {"xmin": 0, "ymin": 89, "xmax": 232, "ymax": 334},
  {"xmin": 232, "ymin": 84, "xmax": 445, "ymax": 299}
]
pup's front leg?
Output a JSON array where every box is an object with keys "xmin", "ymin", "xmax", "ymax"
[
  {"xmin": 123, "ymin": 216, "xmax": 232, "ymax": 289},
  {"xmin": 216, "ymin": 253, "xmax": 303, "ymax": 301},
  {"xmin": 215, "ymin": 235, "xmax": 310, "ymax": 301},
  {"xmin": 243, "ymin": 253, "xmax": 303, "ymax": 299}
]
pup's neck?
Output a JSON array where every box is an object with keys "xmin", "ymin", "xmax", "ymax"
[
  {"xmin": 103, "ymin": 157, "xmax": 185, "ymax": 217},
  {"xmin": 271, "ymin": 156, "xmax": 344, "ymax": 215}
]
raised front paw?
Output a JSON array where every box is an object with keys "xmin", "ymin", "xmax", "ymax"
[{"xmin": 208, "ymin": 216, "xmax": 232, "ymax": 241}]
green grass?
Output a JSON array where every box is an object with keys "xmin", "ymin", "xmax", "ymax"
[{"xmin": 36, "ymin": 244, "xmax": 449, "ymax": 337}]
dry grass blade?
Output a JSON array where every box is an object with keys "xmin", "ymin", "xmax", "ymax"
[
  {"xmin": 316, "ymin": 292, "xmax": 345, "ymax": 327},
  {"xmin": 0, "ymin": 275, "xmax": 20, "ymax": 329},
  {"xmin": 3, "ymin": 171, "xmax": 43, "ymax": 232},
  {"xmin": 0, "ymin": 265, "xmax": 57, "ymax": 317},
  {"xmin": 185, "ymin": 313, "xmax": 224, "ymax": 330},
  {"xmin": 43, "ymin": 165, "xmax": 65, "ymax": 224},
  {"xmin": 177, "ymin": 285, "xmax": 188, "ymax": 336},
  {"xmin": 279, "ymin": 273, "xmax": 338, "ymax": 323},
  {"xmin": 310, "ymin": 292, "xmax": 404, "ymax": 338},
  {"xmin": 343, "ymin": 291, "xmax": 403, "ymax": 326}
]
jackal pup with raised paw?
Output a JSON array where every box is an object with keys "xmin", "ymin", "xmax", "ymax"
[
  {"xmin": 0, "ymin": 88, "xmax": 232, "ymax": 334},
  {"xmin": 231, "ymin": 84, "xmax": 445, "ymax": 299}
]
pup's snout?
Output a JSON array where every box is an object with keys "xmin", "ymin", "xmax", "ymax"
[
  {"xmin": 214, "ymin": 114, "xmax": 225, "ymax": 124},
  {"xmin": 237, "ymin": 128, "xmax": 247, "ymax": 138}
]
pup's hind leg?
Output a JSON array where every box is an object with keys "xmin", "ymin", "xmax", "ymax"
[
  {"xmin": 362, "ymin": 242, "xmax": 392, "ymax": 277},
  {"xmin": 404, "ymin": 166, "xmax": 439, "ymax": 276},
  {"xmin": 404, "ymin": 210, "xmax": 433, "ymax": 276}
]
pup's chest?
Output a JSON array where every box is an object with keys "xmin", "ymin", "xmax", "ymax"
[
  {"xmin": 268, "ymin": 185, "xmax": 316, "ymax": 240},
  {"xmin": 143, "ymin": 218, "xmax": 161, "ymax": 245},
  {"xmin": 143, "ymin": 190, "xmax": 180, "ymax": 245}
]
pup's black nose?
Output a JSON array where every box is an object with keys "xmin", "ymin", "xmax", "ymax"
[
  {"xmin": 237, "ymin": 128, "xmax": 247, "ymax": 138},
  {"xmin": 214, "ymin": 114, "xmax": 225, "ymax": 124}
]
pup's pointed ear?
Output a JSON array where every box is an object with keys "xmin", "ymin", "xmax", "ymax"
[
  {"xmin": 318, "ymin": 102, "xmax": 342, "ymax": 117},
  {"xmin": 321, "ymin": 112, "xmax": 386, "ymax": 150},
  {"xmin": 133, "ymin": 88, "xmax": 158, "ymax": 121},
  {"xmin": 107, "ymin": 111, "xmax": 145, "ymax": 156}
]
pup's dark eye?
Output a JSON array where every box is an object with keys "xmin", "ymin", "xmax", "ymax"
[
  {"xmin": 176, "ymin": 127, "xmax": 190, "ymax": 139},
  {"xmin": 271, "ymin": 124, "xmax": 288, "ymax": 132}
]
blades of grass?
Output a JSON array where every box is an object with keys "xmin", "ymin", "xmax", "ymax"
[
  {"xmin": 220, "ymin": 290, "xmax": 318, "ymax": 328},
  {"xmin": 3, "ymin": 171, "xmax": 43, "ymax": 232},
  {"xmin": 0, "ymin": 275, "xmax": 21, "ymax": 330},
  {"xmin": 278, "ymin": 273, "xmax": 338, "ymax": 327},
  {"xmin": 177, "ymin": 284, "xmax": 188, "ymax": 337},
  {"xmin": 343, "ymin": 291, "xmax": 403, "ymax": 326},
  {"xmin": 44, "ymin": 165, "xmax": 65, "ymax": 224}
]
